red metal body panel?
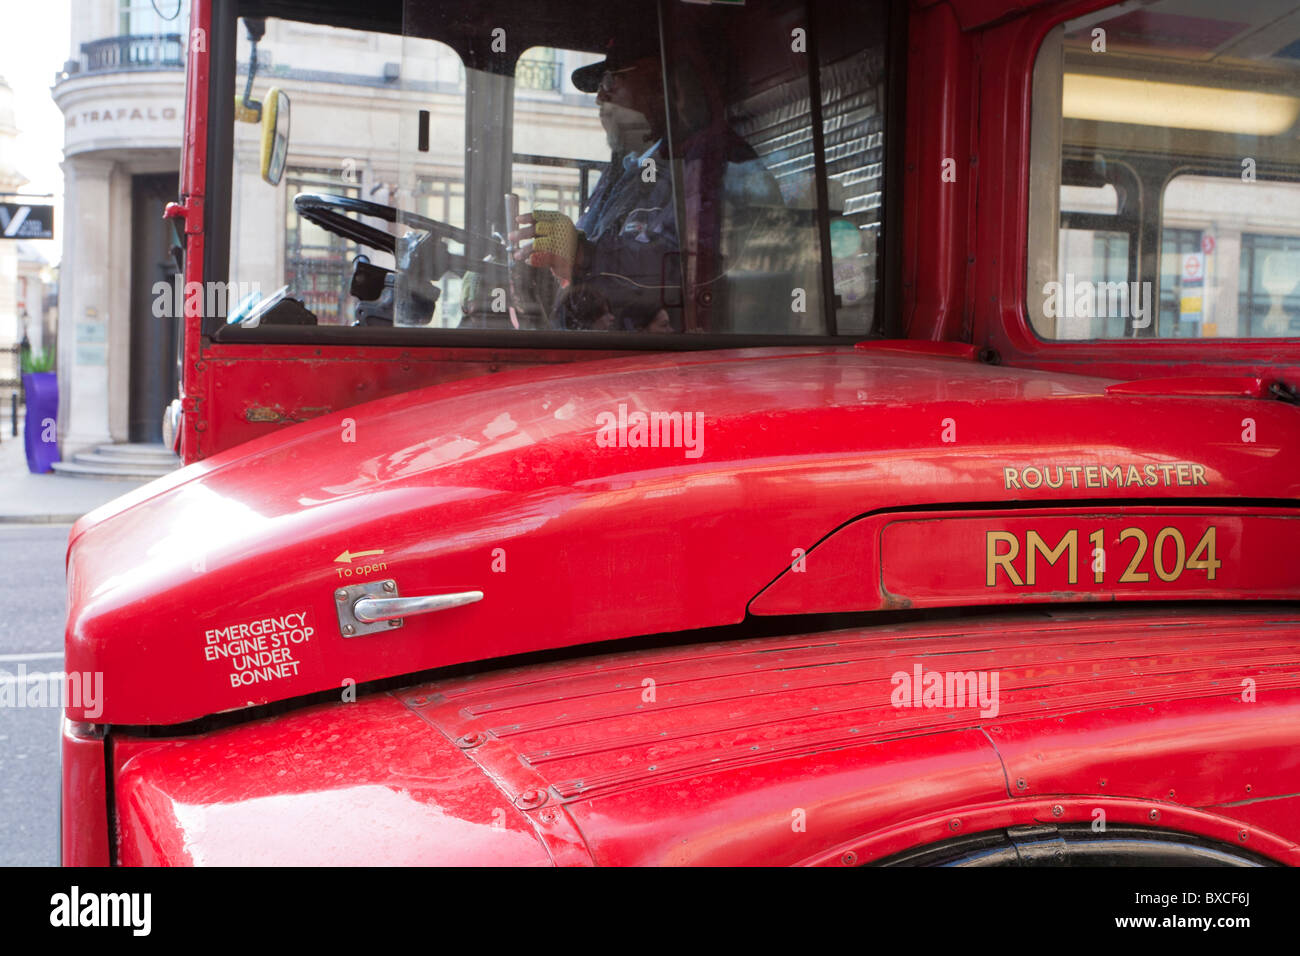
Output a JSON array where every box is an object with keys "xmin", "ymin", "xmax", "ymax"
[
  {"xmin": 112, "ymin": 694, "xmax": 553, "ymax": 866},
  {"xmin": 1103, "ymin": 377, "xmax": 1269, "ymax": 399},
  {"xmin": 108, "ymin": 608, "xmax": 1300, "ymax": 865},
  {"xmin": 178, "ymin": 0, "xmax": 210, "ymax": 464},
  {"xmin": 59, "ymin": 720, "xmax": 110, "ymax": 867},
  {"xmin": 63, "ymin": 348, "xmax": 1300, "ymax": 727},
  {"xmin": 196, "ymin": 343, "xmax": 630, "ymax": 457},
  {"xmin": 914, "ymin": 0, "xmax": 1060, "ymax": 33},
  {"xmin": 753, "ymin": 507, "xmax": 1300, "ymax": 615},
  {"xmin": 901, "ymin": 0, "xmax": 970, "ymax": 342}
]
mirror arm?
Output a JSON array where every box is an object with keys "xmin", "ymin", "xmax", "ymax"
[
  {"xmin": 242, "ymin": 44, "xmax": 259, "ymax": 117},
  {"xmin": 240, "ymin": 17, "xmax": 267, "ymax": 121}
]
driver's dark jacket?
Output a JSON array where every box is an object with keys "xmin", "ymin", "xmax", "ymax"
[{"xmin": 560, "ymin": 141, "xmax": 679, "ymax": 328}]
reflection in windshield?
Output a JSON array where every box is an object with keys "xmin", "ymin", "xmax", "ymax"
[{"xmin": 225, "ymin": 1, "xmax": 891, "ymax": 339}]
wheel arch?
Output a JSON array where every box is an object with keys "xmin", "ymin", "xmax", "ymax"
[{"xmin": 797, "ymin": 797, "xmax": 1300, "ymax": 866}]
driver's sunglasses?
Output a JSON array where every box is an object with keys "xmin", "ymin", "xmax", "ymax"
[{"xmin": 597, "ymin": 65, "xmax": 639, "ymax": 95}]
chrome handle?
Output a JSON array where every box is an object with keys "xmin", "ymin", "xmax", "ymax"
[{"xmin": 352, "ymin": 590, "xmax": 483, "ymax": 624}]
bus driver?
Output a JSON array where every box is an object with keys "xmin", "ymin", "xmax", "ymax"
[{"xmin": 510, "ymin": 36, "xmax": 679, "ymax": 330}]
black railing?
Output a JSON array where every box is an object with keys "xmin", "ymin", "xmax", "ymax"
[
  {"xmin": 77, "ymin": 34, "xmax": 184, "ymax": 74},
  {"xmin": 0, "ymin": 344, "xmax": 21, "ymax": 390},
  {"xmin": 516, "ymin": 57, "xmax": 561, "ymax": 92},
  {"xmin": 0, "ymin": 345, "xmax": 22, "ymax": 437}
]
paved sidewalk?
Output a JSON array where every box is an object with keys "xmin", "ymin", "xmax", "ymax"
[{"xmin": 0, "ymin": 430, "xmax": 152, "ymax": 524}]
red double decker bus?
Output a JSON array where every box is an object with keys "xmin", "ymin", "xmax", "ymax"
[{"xmin": 61, "ymin": 0, "xmax": 1300, "ymax": 866}]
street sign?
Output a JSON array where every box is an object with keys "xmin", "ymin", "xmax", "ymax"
[
  {"xmin": 0, "ymin": 202, "xmax": 55, "ymax": 240},
  {"xmin": 1201, "ymin": 233, "xmax": 1216, "ymax": 255},
  {"xmin": 1182, "ymin": 252, "xmax": 1204, "ymax": 284}
]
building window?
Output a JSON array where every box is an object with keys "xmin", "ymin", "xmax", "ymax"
[
  {"xmin": 120, "ymin": 0, "xmax": 187, "ymax": 37},
  {"xmin": 516, "ymin": 48, "xmax": 561, "ymax": 93},
  {"xmin": 1239, "ymin": 233, "xmax": 1300, "ymax": 338},
  {"xmin": 1158, "ymin": 228, "xmax": 1201, "ymax": 338},
  {"xmin": 413, "ymin": 176, "xmax": 466, "ymax": 327},
  {"xmin": 85, "ymin": 1, "xmax": 188, "ymax": 72},
  {"xmin": 511, "ymin": 163, "xmax": 585, "ymax": 224},
  {"xmin": 285, "ymin": 167, "xmax": 363, "ymax": 325},
  {"xmin": 413, "ymin": 176, "xmax": 465, "ymax": 230}
]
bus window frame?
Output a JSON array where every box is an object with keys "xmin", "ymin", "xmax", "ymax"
[
  {"xmin": 200, "ymin": 0, "xmax": 909, "ymax": 350},
  {"xmin": 983, "ymin": 0, "xmax": 1300, "ymax": 372}
]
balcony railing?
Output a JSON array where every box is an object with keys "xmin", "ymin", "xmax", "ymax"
[
  {"xmin": 74, "ymin": 34, "xmax": 185, "ymax": 75},
  {"xmin": 516, "ymin": 57, "xmax": 561, "ymax": 92}
]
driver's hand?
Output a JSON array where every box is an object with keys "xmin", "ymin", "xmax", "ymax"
[{"xmin": 510, "ymin": 211, "xmax": 584, "ymax": 286}]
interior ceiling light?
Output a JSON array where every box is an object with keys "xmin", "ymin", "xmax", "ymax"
[{"xmin": 1063, "ymin": 73, "xmax": 1300, "ymax": 135}]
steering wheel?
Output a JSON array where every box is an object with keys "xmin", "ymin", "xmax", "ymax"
[
  {"xmin": 292, "ymin": 193, "xmax": 471, "ymax": 267},
  {"xmin": 293, "ymin": 192, "xmax": 516, "ymax": 327}
]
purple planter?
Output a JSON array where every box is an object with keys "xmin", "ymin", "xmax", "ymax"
[{"xmin": 22, "ymin": 371, "xmax": 60, "ymax": 474}]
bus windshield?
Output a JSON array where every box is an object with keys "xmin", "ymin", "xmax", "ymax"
[{"xmin": 220, "ymin": 0, "xmax": 893, "ymax": 342}]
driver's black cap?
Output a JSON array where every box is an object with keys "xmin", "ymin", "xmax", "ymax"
[{"xmin": 571, "ymin": 34, "xmax": 661, "ymax": 93}]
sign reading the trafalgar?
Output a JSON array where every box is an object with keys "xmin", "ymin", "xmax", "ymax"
[
  {"xmin": 65, "ymin": 105, "xmax": 178, "ymax": 128},
  {"xmin": 0, "ymin": 202, "xmax": 54, "ymax": 240}
]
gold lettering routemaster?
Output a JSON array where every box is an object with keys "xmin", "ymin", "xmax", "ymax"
[
  {"xmin": 987, "ymin": 526, "xmax": 1220, "ymax": 587},
  {"xmin": 1003, "ymin": 463, "xmax": 1208, "ymax": 491}
]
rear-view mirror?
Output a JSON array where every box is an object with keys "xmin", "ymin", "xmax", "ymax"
[{"xmin": 261, "ymin": 88, "xmax": 290, "ymax": 186}]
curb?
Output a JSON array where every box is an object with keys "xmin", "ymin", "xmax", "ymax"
[{"xmin": 0, "ymin": 515, "xmax": 82, "ymax": 525}]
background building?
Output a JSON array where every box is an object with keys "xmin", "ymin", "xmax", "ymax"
[
  {"xmin": 52, "ymin": 0, "xmax": 187, "ymax": 456},
  {"xmin": 1, "ymin": 74, "xmax": 56, "ymax": 398}
]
